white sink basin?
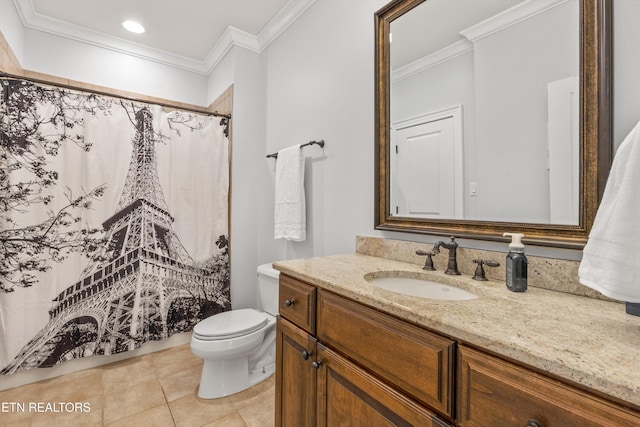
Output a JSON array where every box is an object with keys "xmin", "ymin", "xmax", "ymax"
[{"xmin": 366, "ymin": 276, "xmax": 478, "ymax": 301}]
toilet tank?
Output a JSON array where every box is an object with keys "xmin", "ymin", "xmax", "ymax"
[{"xmin": 257, "ymin": 263, "xmax": 280, "ymax": 315}]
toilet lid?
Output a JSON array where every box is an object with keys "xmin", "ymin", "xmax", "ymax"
[{"xmin": 193, "ymin": 308, "xmax": 268, "ymax": 339}]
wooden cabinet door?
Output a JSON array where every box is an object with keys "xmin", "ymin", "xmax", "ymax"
[
  {"xmin": 316, "ymin": 343, "xmax": 453, "ymax": 427},
  {"xmin": 275, "ymin": 317, "xmax": 317, "ymax": 427},
  {"xmin": 458, "ymin": 345, "xmax": 640, "ymax": 427},
  {"xmin": 318, "ymin": 290, "xmax": 455, "ymax": 418}
]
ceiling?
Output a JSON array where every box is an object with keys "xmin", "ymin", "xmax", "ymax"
[{"xmin": 13, "ymin": 0, "xmax": 314, "ymax": 74}]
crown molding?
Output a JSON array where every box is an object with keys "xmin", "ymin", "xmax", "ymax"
[
  {"xmin": 460, "ymin": 0, "xmax": 569, "ymax": 43},
  {"xmin": 203, "ymin": 0, "xmax": 316, "ymax": 74},
  {"xmin": 13, "ymin": 0, "xmax": 316, "ymax": 76},
  {"xmin": 256, "ymin": 0, "xmax": 316, "ymax": 49},
  {"xmin": 391, "ymin": 0, "xmax": 570, "ymax": 83},
  {"xmin": 392, "ymin": 39, "xmax": 473, "ymax": 83}
]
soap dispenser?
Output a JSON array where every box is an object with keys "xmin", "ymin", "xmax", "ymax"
[{"xmin": 503, "ymin": 232, "xmax": 528, "ymax": 292}]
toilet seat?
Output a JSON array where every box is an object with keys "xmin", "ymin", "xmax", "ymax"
[{"xmin": 193, "ymin": 308, "xmax": 268, "ymax": 341}]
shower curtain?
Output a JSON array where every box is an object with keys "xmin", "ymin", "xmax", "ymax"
[{"xmin": 0, "ymin": 77, "xmax": 231, "ymax": 375}]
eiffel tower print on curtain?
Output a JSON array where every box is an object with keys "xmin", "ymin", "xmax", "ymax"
[{"xmin": 1, "ymin": 107, "xmax": 230, "ymax": 375}]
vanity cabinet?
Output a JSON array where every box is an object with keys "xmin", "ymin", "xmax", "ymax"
[
  {"xmin": 457, "ymin": 345, "xmax": 640, "ymax": 427},
  {"xmin": 275, "ymin": 274, "xmax": 454, "ymax": 426},
  {"xmin": 275, "ymin": 274, "xmax": 640, "ymax": 427}
]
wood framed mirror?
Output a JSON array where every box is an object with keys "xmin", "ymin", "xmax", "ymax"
[{"xmin": 375, "ymin": 0, "xmax": 612, "ymax": 249}]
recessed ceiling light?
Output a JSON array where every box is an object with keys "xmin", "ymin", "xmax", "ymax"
[{"xmin": 122, "ymin": 20, "xmax": 145, "ymax": 34}]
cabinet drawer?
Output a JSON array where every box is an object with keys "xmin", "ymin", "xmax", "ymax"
[
  {"xmin": 457, "ymin": 345, "xmax": 640, "ymax": 427},
  {"xmin": 317, "ymin": 290, "xmax": 455, "ymax": 418},
  {"xmin": 279, "ymin": 275, "xmax": 316, "ymax": 334}
]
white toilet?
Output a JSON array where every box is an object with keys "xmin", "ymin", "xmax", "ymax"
[{"xmin": 190, "ymin": 263, "xmax": 280, "ymax": 399}]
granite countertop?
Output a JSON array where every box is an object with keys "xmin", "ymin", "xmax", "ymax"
[{"xmin": 273, "ymin": 253, "xmax": 640, "ymax": 409}]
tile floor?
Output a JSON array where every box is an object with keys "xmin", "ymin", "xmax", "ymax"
[{"xmin": 0, "ymin": 344, "xmax": 275, "ymax": 426}]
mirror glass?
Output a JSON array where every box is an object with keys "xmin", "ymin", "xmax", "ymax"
[{"xmin": 375, "ymin": 0, "xmax": 612, "ymax": 248}]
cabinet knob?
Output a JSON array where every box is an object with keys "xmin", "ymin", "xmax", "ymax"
[
  {"xmin": 301, "ymin": 350, "xmax": 312, "ymax": 360},
  {"xmin": 525, "ymin": 420, "xmax": 543, "ymax": 427},
  {"xmin": 311, "ymin": 360, "xmax": 323, "ymax": 369},
  {"xmin": 284, "ymin": 299, "xmax": 295, "ymax": 307}
]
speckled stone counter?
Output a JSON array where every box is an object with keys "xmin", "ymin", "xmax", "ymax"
[{"xmin": 273, "ymin": 253, "xmax": 640, "ymax": 409}]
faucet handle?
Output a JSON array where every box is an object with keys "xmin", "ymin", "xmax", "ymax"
[
  {"xmin": 416, "ymin": 249, "xmax": 437, "ymax": 271},
  {"xmin": 472, "ymin": 259, "xmax": 500, "ymax": 281}
]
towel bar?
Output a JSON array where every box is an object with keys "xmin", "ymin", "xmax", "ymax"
[{"xmin": 267, "ymin": 140, "xmax": 325, "ymax": 159}]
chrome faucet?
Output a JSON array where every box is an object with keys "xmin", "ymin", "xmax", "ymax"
[{"xmin": 432, "ymin": 236, "xmax": 460, "ymax": 275}]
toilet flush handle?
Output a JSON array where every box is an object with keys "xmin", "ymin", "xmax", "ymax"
[{"xmin": 284, "ymin": 299, "xmax": 295, "ymax": 307}]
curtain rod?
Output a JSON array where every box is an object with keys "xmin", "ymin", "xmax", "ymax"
[
  {"xmin": 0, "ymin": 71, "xmax": 231, "ymax": 119},
  {"xmin": 266, "ymin": 140, "xmax": 325, "ymax": 159}
]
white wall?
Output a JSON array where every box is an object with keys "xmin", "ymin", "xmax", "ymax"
[
  {"xmin": 0, "ymin": 0, "xmax": 207, "ymax": 106},
  {"xmin": 472, "ymin": 1, "xmax": 578, "ymax": 223},
  {"xmin": 262, "ymin": 0, "xmax": 388, "ymax": 262},
  {"xmin": 0, "ymin": 0, "xmax": 24, "ymax": 63},
  {"xmin": 227, "ymin": 47, "xmax": 267, "ymax": 309},
  {"xmin": 22, "ymin": 29, "xmax": 208, "ymax": 105}
]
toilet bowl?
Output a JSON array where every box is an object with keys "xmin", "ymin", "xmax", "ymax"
[{"xmin": 190, "ymin": 263, "xmax": 279, "ymax": 399}]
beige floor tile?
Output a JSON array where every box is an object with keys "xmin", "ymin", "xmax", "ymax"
[
  {"xmin": 0, "ymin": 345, "xmax": 276, "ymax": 427},
  {"xmin": 0, "ymin": 383, "xmax": 44, "ymax": 425},
  {"xmin": 0, "ymin": 409, "xmax": 32, "ymax": 426},
  {"xmin": 102, "ymin": 355, "xmax": 157, "ymax": 395},
  {"xmin": 0, "ymin": 417, "xmax": 33, "ymax": 427},
  {"xmin": 238, "ymin": 398, "xmax": 275, "ymax": 427},
  {"xmin": 151, "ymin": 344, "xmax": 202, "ymax": 379},
  {"xmin": 104, "ymin": 403, "xmax": 175, "ymax": 427},
  {"xmin": 158, "ymin": 363, "xmax": 201, "ymax": 402},
  {"xmin": 39, "ymin": 369, "xmax": 104, "ymax": 403},
  {"xmin": 29, "ymin": 402, "xmax": 103, "ymax": 427},
  {"xmin": 229, "ymin": 375, "xmax": 275, "ymax": 411},
  {"xmin": 46, "ymin": 366, "xmax": 103, "ymax": 386},
  {"xmin": 201, "ymin": 412, "xmax": 248, "ymax": 427},
  {"xmin": 168, "ymin": 394, "xmax": 236, "ymax": 427},
  {"xmin": 0, "ymin": 381, "xmax": 45, "ymax": 403},
  {"xmin": 103, "ymin": 379, "xmax": 166, "ymax": 424}
]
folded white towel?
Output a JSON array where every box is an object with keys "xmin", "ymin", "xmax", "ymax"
[
  {"xmin": 274, "ymin": 144, "xmax": 306, "ymax": 241},
  {"xmin": 579, "ymin": 121, "xmax": 640, "ymax": 302}
]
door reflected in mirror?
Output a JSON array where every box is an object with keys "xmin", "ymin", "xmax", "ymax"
[{"xmin": 389, "ymin": 0, "xmax": 579, "ymax": 225}]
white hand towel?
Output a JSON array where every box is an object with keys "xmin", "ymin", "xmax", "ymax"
[
  {"xmin": 274, "ymin": 144, "xmax": 306, "ymax": 241},
  {"xmin": 579, "ymin": 120, "xmax": 640, "ymax": 302}
]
